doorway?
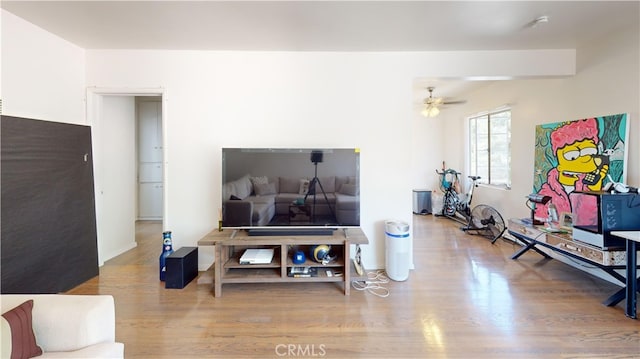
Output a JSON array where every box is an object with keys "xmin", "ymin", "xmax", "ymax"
[{"xmin": 86, "ymin": 88, "xmax": 168, "ymax": 265}]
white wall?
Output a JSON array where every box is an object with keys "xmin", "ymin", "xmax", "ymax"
[
  {"xmin": 0, "ymin": 10, "xmax": 85, "ymax": 124},
  {"xmin": 442, "ymin": 23, "xmax": 639, "ymax": 223},
  {"xmin": 1, "ymin": 10, "xmax": 138, "ymax": 267},
  {"xmin": 6, "ymin": 8, "xmax": 609, "ymax": 271},
  {"xmin": 84, "ymin": 49, "xmax": 575, "ymax": 270},
  {"xmin": 439, "ymin": 23, "xmax": 639, "ymax": 282}
]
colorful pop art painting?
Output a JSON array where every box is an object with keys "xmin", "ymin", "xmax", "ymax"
[{"xmin": 532, "ymin": 113, "xmax": 628, "ymax": 220}]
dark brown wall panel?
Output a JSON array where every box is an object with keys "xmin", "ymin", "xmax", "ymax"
[{"xmin": 1, "ymin": 115, "xmax": 99, "ymax": 293}]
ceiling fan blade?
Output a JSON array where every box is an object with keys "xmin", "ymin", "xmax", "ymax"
[{"xmin": 442, "ymin": 100, "xmax": 467, "ymax": 105}]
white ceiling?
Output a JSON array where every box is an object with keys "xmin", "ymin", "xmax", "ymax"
[
  {"xmin": 3, "ymin": 1, "xmax": 638, "ymax": 52},
  {"xmin": 3, "ymin": 1, "xmax": 638, "ymax": 98}
]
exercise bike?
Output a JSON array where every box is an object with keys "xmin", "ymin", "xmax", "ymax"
[{"xmin": 436, "ymin": 168, "xmax": 506, "ymax": 243}]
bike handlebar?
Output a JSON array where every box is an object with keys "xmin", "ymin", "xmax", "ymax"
[
  {"xmin": 436, "ymin": 169, "xmax": 461, "ymax": 175},
  {"xmin": 435, "ymin": 169, "xmax": 481, "ymax": 181}
]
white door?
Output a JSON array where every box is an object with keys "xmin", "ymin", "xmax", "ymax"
[
  {"xmin": 137, "ymin": 99, "xmax": 163, "ymax": 219},
  {"xmin": 93, "ymin": 95, "xmax": 137, "ymax": 264}
]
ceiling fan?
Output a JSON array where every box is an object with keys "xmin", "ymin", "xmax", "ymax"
[{"xmin": 421, "ymin": 87, "xmax": 466, "ymax": 117}]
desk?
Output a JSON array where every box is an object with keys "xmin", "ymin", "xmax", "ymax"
[
  {"xmin": 508, "ymin": 219, "xmax": 639, "ymax": 316},
  {"xmin": 611, "ymin": 231, "xmax": 640, "ymax": 319}
]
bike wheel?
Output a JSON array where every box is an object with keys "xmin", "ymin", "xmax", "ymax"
[{"xmin": 443, "ymin": 192, "xmax": 457, "ymax": 216}]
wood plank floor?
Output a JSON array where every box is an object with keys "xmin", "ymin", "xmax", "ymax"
[{"xmin": 67, "ymin": 216, "xmax": 640, "ymax": 358}]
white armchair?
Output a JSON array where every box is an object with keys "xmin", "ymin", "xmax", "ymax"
[{"xmin": 1, "ymin": 294, "xmax": 124, "ymax": 358}]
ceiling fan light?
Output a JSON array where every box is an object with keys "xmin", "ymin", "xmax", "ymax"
[
  {"xmin": 427, "ymin": 106, "xmax": 440, "ymax": 117},
  {"xmin": 421, "ymin": 86, "xmax": 445, "ymax": 117},
  {"xmin": 421, "ymin": 105, "xmax": 439, "ymax": 117}
]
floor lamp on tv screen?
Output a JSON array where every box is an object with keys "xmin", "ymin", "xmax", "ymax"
[{"xmin": 304, "ymin": 150, "xmax": 335, "ymax": 223}]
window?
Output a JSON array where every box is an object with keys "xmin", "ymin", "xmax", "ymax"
[{"xmin": 468, "ymin": 109, "xmax": 511, "ymax": 188}]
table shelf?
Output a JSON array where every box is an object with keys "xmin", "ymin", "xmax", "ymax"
[
  {"xmin": 508, "ymin": 218, "xmax": 640, "ymax": 318},
  {"xmin": 198, "ymin": 228, "xmax": 368, "ymax": 297}
]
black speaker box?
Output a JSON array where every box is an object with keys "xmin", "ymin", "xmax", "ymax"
[
  {"xmin": 310, "ymin": 151, "xmax": 323, "ymax": 163},
  {"xmin": 165, "ymin": 247, "xmax": 198, "ymax": 289}
]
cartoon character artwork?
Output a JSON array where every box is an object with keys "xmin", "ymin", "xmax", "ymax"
[{"xmin": 532, "ymin": 114, "xmax": 628, "ymax": 222}]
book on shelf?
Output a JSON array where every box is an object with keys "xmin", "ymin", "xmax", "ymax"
[{"xmin": 288, "ymin": 266, "xmax": 317, "ymax": 277}]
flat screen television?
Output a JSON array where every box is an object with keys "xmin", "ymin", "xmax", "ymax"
[{"xmin": 221, "ymin": 148, "xmax": 360, "ymax": 234}]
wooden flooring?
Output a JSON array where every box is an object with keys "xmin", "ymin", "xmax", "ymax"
[{"xmin": 67, "ymin": 216, "xmax": 640, "ymax": 358}]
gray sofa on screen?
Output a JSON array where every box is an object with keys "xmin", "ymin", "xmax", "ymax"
[{"xmin": 222, "ymin": 174, "xmax": 359, "ymax": 227}]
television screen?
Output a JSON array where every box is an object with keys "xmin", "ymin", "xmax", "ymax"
[{"xmin": 221, "ymin": 148, "xmax": 360, "ymax": 231}]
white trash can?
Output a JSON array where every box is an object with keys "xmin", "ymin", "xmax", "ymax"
[
  {"xmin": 385, "ymin": 220, "xmax": 411, "ymax": 281},
  {"xmin": 431, "ymin": 191, "xmax": 444, "ymax": 215}
]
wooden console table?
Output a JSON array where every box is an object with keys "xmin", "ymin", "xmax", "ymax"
[
  {"xmin": 508, "ymin": 218, "xmax": 640, "ymax": 315},
  {"xmin": 198, "ymin": 228, "xmax": 368, "ymax": 297}
]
